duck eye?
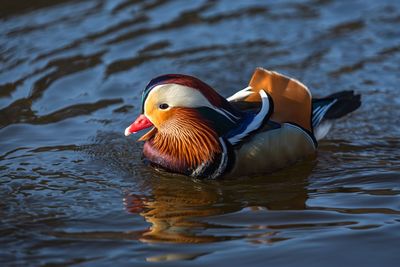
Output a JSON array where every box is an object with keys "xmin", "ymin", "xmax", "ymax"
[{"xmin": 159, "ymin": 103, "xmax": 169, "ymax": 110}]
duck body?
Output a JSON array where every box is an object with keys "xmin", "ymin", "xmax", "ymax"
[
  {"xmin": 125, "ymin": 68, "xmax": 361, "ymax": 179},
  {"xmin": 227, "ymin": 122, "xmax": 316, "ymax": 177}
]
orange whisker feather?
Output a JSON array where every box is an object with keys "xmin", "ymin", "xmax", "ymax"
[{"xmin": 151, "ymin": 108, "xmax": 221, "ymax": 169}]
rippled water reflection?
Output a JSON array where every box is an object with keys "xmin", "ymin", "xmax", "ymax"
[{"xmin": 1, "ymin": 0, "xmax": 400, "ymax": 266}]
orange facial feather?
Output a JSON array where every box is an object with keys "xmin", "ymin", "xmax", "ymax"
[{"xmin": 150, "ymin": 108, "xmax": 221, "ymax": 169}]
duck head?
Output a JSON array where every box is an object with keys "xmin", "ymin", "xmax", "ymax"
[{"xmin": 124, "ymin": 74, "xmax": 241, "ymax": 176}]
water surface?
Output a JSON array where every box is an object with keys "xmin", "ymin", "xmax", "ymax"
[{"xmin": 1, "ymin": 0, "xmax": 400, "ymax": 266}]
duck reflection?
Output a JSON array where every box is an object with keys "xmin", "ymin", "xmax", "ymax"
[{"xmin": 124, "ymin": 161, "xmax": 315, "ymax": 244}]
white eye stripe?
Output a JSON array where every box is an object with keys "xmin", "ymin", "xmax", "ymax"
[
  {"xmin": 146, "ymin": 84, "xmax": 211, "ymax": 110},
  {"xmin": 145, "ymin": 83, "xmax": 238, "ymax": 123}
]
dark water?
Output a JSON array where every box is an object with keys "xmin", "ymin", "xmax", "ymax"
[{"xmin": 1, "ymin": 0, "xmax": 400, "ymax": 266}]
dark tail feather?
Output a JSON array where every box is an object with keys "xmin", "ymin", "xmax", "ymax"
[
  {"xmin": 318, "ymin": 90, "xmax": 361, "ymax": 120},
  {"xmin": 312, "ymin": 90, "xmax": 361, "ymax": 140}
]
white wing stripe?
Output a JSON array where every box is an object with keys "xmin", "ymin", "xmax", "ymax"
[
  {"xmin": 227, "ymin": 86, "xmax": 254, "ymax": 102},
  {"xmin": 228, "ymin": 90, "xmax": 270, "ymax": 145}
]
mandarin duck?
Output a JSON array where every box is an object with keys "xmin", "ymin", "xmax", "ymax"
[{"xmin": 125, "ymin": 68, "xmax": 361, "ymax": 179}]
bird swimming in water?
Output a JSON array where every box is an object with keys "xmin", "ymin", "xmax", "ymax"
[{"xmin": 124, "ymin": 68, "xmax": 361, "ymax": 179}]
